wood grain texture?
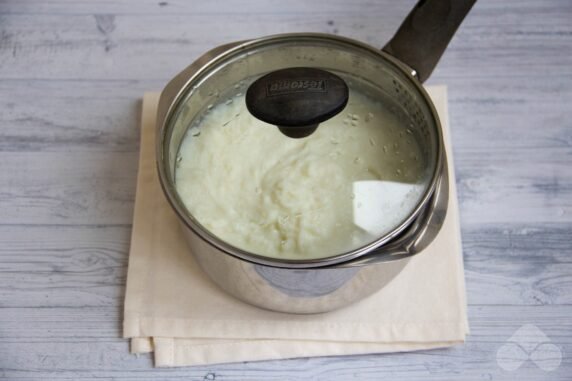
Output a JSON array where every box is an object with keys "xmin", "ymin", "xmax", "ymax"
[
  {"xmin": 1, "ymin": 306, "xmax": 571, "ymax": 380},
  {"xmin": 0, "ymin": 1, "xmax": 570, "ymax": 81},
  {"xmin": 0, "ymin": 0, "xmax": 571, "ymax": 379},
  {"xmin": 1, "ymin": 224, "xmax": 571, "ymax": 308}
]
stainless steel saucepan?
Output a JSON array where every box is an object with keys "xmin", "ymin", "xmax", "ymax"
[{"xmin": 156, "ymin": 0, "xmax": 475, "ymax": 313}]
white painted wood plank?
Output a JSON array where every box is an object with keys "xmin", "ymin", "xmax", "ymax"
[
  {"xmin": 0, "ymin": 81, "xmax": 570, "ymax": 225},
  {"xmin": 1, "ymin": 304, "xmax": 571, "ymax": 381},
  {"xmin": 1, "ymin": 224, "xmax": 571, "ymax": 309},
  {"xmin": 0, "ymin": 149, "xmax": 569, "ymax": 226},
  {"xmin": 1, "ymin": 76, "xmax": 570, "ymax": 152},
  {"xmin": 0, "ymin": 2, "xmax": 570, "ymax": 80},
  {"xmin": 0, "ymin": 77, "xmax": 569, "ymax": 226},
  {"xmin": 0, "ymin": 226, "xmax": 129, "ymax": 308},
  {"xmin": 0, "ymin": 152, "xmax": 137, "ymax": 225},
  {"xmin": 1, "ymin": 305, "xmax": 571, "ymax": 339},
  {"xmin": 0, "ymin": 0, "xmax": 417, "ymax": 15},
  {"xmin": 0, "ymin": 0, "xmax": 569, "ymax": 19},
  {"xmin": 0, "ymin": 80, "xmax": 150, "ymax": 153},
  {"xmin": 443, "ymin": 76, "xmax": 572, "ymax": 151}
]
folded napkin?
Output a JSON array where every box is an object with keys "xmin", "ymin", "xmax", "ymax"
[{"xmin": 123, "ymin": 86, "xmax": 469, "ymax": 367}]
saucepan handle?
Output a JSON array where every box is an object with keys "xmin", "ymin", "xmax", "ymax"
[{"xmin": 382, "ymin": 0, "xmax": 477, "ymax": 82}]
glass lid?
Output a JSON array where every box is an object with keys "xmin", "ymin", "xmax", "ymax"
[{"xmin": 163, "ymin": 35, "xmax": 441, "ymax": 263}]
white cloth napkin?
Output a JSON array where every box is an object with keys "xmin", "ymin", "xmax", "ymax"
[{"xmin": 123, "ymin": 86, "xmax": 469, "ymax": 367}]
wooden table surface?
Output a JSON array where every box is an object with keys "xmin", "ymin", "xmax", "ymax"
[{"xmin": 1, "ymin": 0, "xmax": 571, "ymax": 379}]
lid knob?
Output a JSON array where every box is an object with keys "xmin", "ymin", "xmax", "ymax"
[{"xmin": 245, "ymin": 67, "xmax": 349, "ymax": 138}]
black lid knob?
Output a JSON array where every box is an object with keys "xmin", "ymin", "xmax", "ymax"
[{"xmin": 245, "ymin": 67, "xmax": 349, "ymax": 138}]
